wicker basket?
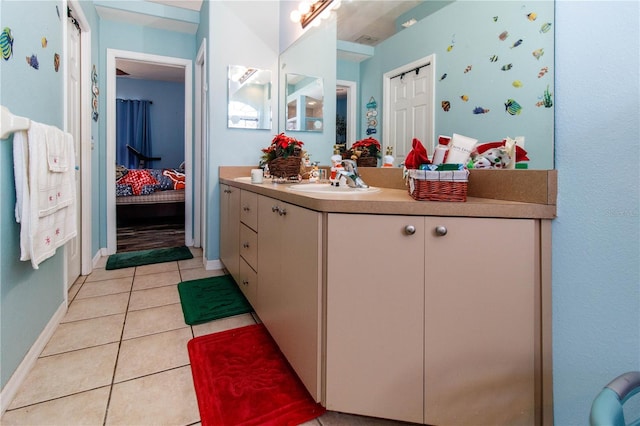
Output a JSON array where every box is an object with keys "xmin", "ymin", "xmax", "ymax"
[
  {"xmin": 407, "ymin": 169, "xmax": 469, "ymax": 202},
  {"xmin": 268, "ymin": 156, "xmax": 301, "ymax": 178},
  {"xmin": 357, "ymin": 156, "xmax": 378, "ymax": 167}
]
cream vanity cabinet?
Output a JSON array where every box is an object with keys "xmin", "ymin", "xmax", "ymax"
[
  {"xmin": 219, "ymin": 184, "xmax": 240, "ymax": 281},
  {"xmin": 238, "ymin": 191, "xmax": 258, "ymax": 305},
  {"xmin": 256, "ymin": 195, "xmax": 323, "ymax": 402},
  {"xmin": 326, "ymin": 214, "xmax": 539, "ymax": 425}
]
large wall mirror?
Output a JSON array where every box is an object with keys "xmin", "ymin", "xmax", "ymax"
[
  {"xmin": 335, "ymin": 0, "xmax": 555, "ymax": 169},
  {"xmin": 280, "ymin": 0, "xmax": 554, "ymax": 169},
  {"xmin": 285, "ymin": 73, "xmax": 324, "ymax": 132},
  {"xmin": 228, "ymin": 65, "xmax": 272, "ymax": 130}
]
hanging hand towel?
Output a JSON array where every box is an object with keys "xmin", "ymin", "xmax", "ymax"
[
  {"xmin": 45, "ymin": 124, "xmax": 70, "ymax": 172},
  {"xmin": 29, "ymin": 123, "xmax": 75, "ymax": 217}
]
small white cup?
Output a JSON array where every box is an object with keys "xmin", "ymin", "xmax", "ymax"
[{"xmin": 250, "ymin": 168, "xmax": 263, "ymax": 184}]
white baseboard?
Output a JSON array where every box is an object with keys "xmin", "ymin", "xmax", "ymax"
[
  {"xmin": 205, "ymin": 258, "xmax": 224, "ymax": 271},
  {"xmin": 0, "ymin": 301, "xmax": 67, "ymax": 416},
  {"xmin": 92, "ymin": 249, "xmax": 104, "ymax": 268}
]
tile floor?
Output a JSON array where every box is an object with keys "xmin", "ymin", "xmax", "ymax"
[{"xmin": 1, "ymin": 247, "xmax": 412, "ymax": 426}]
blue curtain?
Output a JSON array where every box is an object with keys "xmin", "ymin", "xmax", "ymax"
[{"xmin": 116, "ymin": 99, "xmax": 153, "ymax": 169}]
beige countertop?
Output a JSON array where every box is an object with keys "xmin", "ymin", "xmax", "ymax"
[{"xmin": 220, "ymin": 166, "xmax": 557, "ymax": 219}]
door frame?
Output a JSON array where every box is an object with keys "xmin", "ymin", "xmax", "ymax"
[
  {"xmin": 64, "ymin": 0, "xmax": 92, "ymax": 282},
  {"xmin": 337, "ymin": 79, "xmax": 357, "ymax": 147},
  {"xmin": 382, "ymin": 54, "xmax": 436, "ymax": 154},
  {"xmin": 194, "ymin": 38, "xmax": 207, "ymax": 251},
  {"xmin": 106, "ymin": 49, "xmax": 193, "ymax": 254}
]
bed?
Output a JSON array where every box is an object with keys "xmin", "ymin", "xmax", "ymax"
[{"xmin": 115, "ymin": 166, "xmax": 185, "ymax": 206}]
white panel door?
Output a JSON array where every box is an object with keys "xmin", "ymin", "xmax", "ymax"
[
  {"xmin": 388, "ymin": 62, "xmax": 434, "ymax": 165},
  {"xmin": 66, "ymin": 19, "xmax": 81, "ymax": 289}
]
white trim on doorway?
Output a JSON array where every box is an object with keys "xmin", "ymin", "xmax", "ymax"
[
  {"xmin": 63, "ymin": 0, "xmax": 93, "ymax": 283},
  {"xmin": 194, "ymin": 38, "xmax": 207, "ymax": 253},
  {"xmin": 106, "ymin": 49, "xmax": 193, "ymax": 254},
  {"xmin": 337, "ymin": 79, "xmax": 357, "ymax": 147}
]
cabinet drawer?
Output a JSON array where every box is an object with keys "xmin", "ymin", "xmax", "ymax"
[
  {"xmin": 240, "ymin": 190, "xmax": 258, "ymax": 231},
  {"xmin": 239, "ymin": 257, "xmax": 257, "ymax": 307},
  {"xmin": 239, "ymin": 223, "xmax": 258, "ymax": 270}
]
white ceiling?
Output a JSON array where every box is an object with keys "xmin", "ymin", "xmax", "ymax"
[
  {"xmin": 146, "ymin": 0, "xmax": 203, "ymax": 11},
  {"xmin": 116, "ymin": 59, "xmax": 186, "ymax": 82},
  {"xmin": 336, "ymin": 0, "xmax": 423, "ymax": 46},
  {"xmin": 110, "ymin": 0, "xmax": 429, "ymax": 80}
]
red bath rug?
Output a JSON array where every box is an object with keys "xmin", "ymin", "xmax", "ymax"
[{"xmin": 187, "ymin": 324, "xmax": 325, "ymax": 426}]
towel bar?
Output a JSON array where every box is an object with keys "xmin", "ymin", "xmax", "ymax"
[{"xmin": 1, "ymin": 105, "xmax": 31, "ymax": 139}]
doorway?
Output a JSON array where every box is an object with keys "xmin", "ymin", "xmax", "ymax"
[
  {"xmin": 336, "ymin": 80, "xmax": 357, "ymax": 147},
  {"xmin": 106, "ymin": 49, "xmax": 193, "ymax": 254},
  {"xmin": 383, "ymin": 55, "xmax": 435, "ymax": 166}
]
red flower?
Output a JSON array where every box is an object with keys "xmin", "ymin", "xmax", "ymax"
[
  {"xmin": 351, "ymin": 137, "xmax": 381, "ymax": 158},
  {"xmin": 261, "ymin": 133, "xmax": 304, "ymax": 164}
]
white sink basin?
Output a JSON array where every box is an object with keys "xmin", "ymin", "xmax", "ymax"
[{"xmin": 287, "ymin": 183, "xmax": 380, "ymax": 194}]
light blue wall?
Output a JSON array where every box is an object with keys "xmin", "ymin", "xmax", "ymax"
[
  {"xmin": 203, "ymin": 1, "xmax": 280, "ymax": 262},
  {"xmin": 553, "ymin": 1, "xmax": 639, "ymax": 423},
  {"xmin": 96, "ymin": 18, "xmax": 195, "ymax": 248},
  {"xmin": 116, "ymin": 77, "xmax": 185, "ymax": 169},
  {"xmin": 0, "ymin": 0, "xmax": 66, "ymax": 389},
  {"xmin": 357, "ymin": 1, "xmax": 554, "ymax": 169}
]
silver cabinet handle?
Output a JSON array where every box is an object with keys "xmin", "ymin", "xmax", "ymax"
[
  {"xmin": 404, "ymin": 225, "xmax": 416, "ymax": 235},
  {"xmin": 272, "ymin": 205, "xmax": 279, "ymax": 213},
  {"xmin": 242, "ymin": 206, "xmax": 250, "ymax": 212},
  {"xmin": 435, "ymin": 226, "xmax": 448, "ymax": 236},
  {"xmin": 242, "ymin": 242, "xmax": 249, "ymax": 248},
  {"xmin": 242, "ymin": 280, "xmax": 249, "ymax": 286},
  {"xmin": 278, "ymin": 208, "xmax": 287, "ymax": 216}
]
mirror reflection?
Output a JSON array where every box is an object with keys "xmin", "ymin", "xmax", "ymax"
[
  {"xmin": 334, "ymin": 0, "xmax": 555, "ymax": 169},
  {"xmin": 228, "ymin": 65, "xmax": 272, "ymax": 130},
  {"xmin": 285, "ymin": 73, "xmax": 324, "ymax": 132}
]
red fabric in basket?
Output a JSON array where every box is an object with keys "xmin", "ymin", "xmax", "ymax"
[{"xmin": 405, "ymin": 138, "xmax": 429, "ymax": 169}]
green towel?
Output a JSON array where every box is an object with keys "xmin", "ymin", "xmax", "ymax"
[{"xmin": 178, "ymin": 275, "xmax": 253, "ymax": 325}]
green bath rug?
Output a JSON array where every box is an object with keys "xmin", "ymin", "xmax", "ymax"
[
  {"xmin": 177, "ymin": 275, "xmax": 253, "ymax": 325},
  {"xmin": 106, "ymin": 246, "xmax": 193, "ymax": 270}
]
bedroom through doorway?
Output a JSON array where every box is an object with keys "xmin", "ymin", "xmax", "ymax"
[{"xmin": 106, "ymin": 50, "xmax": 194, "ymax": 254}]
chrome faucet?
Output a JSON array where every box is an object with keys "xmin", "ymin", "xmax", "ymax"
[{"xmin": 338, "ymin": 159, "xmax": 369, "ymax": 189}]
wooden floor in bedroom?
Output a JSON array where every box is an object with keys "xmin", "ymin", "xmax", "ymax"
[{"xmin": 117, "ymin": 219, "xmax": 185, "ymax": 253}]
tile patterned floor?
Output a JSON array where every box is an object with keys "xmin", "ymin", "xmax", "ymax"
[{"xmin": 1, "ymin": 248, "xmax": 413, "ymax": 426}]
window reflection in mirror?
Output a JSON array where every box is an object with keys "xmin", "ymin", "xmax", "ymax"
[
  {"xmin": 228, "ymin": 65, "xmax": 272, "ymax": 130},
  {"xmin": 285, "ymin": 73, "xmax": 324, "ymax": 132}
]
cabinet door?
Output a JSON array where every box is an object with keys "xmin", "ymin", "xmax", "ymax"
[
  {"xmin": 238, "ymin": 257, "xmax": 257, "ymax": 306},
  {"xmin": 257, "ymin": 196, "xmax": 323, "ymax": 401},
  {"xmin": 219, "ymin": 184, "xmax": 240, "ymax": 281},
  {"xmin": 424, "ymin": 217, "xmax": 537, "ymax": 426},
  {"xmin": 326, "ymin": 214, "xmax": 425, "ymax": 423}
]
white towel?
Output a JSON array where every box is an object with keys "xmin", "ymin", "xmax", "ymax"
[
  {"xmin": 13, "ymin": 122, "xmax": 77, "ymax": 269},
  {"xmin": 45, "ymin": 124, "xmax": 70, "ymax": 172}
]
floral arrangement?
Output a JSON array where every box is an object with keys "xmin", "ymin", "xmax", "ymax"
[
  {"xmin": 348, "ymin": 137, "xmax": 381, "ymax": 159},
  {"xmin": 261, "ymin": 132, "xmax": 304, "ymax": 165}
]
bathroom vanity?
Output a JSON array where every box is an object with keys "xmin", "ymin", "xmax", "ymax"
[{"xmin": 219, "ymin": 166, "xmax": 556, "ymax": 426}]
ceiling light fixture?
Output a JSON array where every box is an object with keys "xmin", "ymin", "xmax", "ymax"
[
  {"xmin": 290, "ymin": 0, "xmax": 340, "ymax": 29},
  {"xmin": 238, "ymin": 68, "xmax": 258, "ymax": 84}
]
